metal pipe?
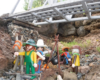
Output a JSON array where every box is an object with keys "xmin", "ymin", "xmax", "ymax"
[
  {"xmin": 33, "ymin": 17, "xmax": 89, "ymax": 25},
  {"xmin": 10, "ymin": 0, "xmax": 21, "ymax": 14},
  {"xmin": 28, "ymin": 0, "xmax": 34, "ymax": 10},
  {"xmin": 43, "ymin": 0, "xmax": 48, "ymax": 6},
  {"xmin": 82, "ymin": 1, "xmax": 91, "ymax": 19}
]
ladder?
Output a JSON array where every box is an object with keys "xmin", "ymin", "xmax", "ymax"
[{"xmin": 9, "ymin": 0, "xmax": 100, "ymax": 25}]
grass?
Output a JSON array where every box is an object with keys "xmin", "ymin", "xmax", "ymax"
[
  {"xmin": 96, "ymin": 46, "xmax": 100, "ymax": 53},
  {"xmin": 45, "ymin": 40, "xmax": 92, "ymax": 57},
  {"xmin": 60, "ymin": 40, "xmax": 78, "ymax": 48},
  {"xmin": 60, "ymin": 40, "xmax": 92, "ymax": 49},
  {"xmin": 85, "ymin": 54, "xmax": 90, "ymax": 57},
  {"xmin": 45, "ymin": 53, "xmax": 50, "ymax": 57}
]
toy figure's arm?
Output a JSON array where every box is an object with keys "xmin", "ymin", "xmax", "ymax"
[
  {"xmin": 72, "ymin": 55, "xmax": 77, "ymax": 67},
  {"xmin": 73, "ymin": 55, "xmax": 77, "ymax": 64},
  {"xmin": 19, "ymin": 52, "xmax": 25, "ymax": 56},
  {"xmin": 64, "ymin": 53, "xmax": 71, "ymax": 61},
  {"xmin": 36, "ymin": 52, "xmax": 45, "ymax": 60},
  {"xmin": 33, "ymin": 52, "xmax": 37, "ymax": 67},
  {"xmin": 14, "ymin": 52, "xmax": 25, "ymax": 57},
  {"xmin": 33, "ymin": 52, "xmax": 37, "ymax": 63},
  {"xmin": 64, "ymin": 53, "xmax": 68, "ymax": 59},
  {"xmin": 43, "ymin": 51, "xmax": 50, "ymax": 55}
]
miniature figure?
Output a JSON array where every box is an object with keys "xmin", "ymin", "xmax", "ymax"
[
  {"xmin": 61, "ymin": 47, "xmax": 71, "ymax": 65},
  {"xmin": 14, "ymin": 39, "xmax": 45, "ymax": 79},
  {"xmin": 72, "ymin": 45, "xmax": 81, "ymax": 74},
  {"xmin": 36, "ymin": 39, "xmax": 51, "ymax": 73}
]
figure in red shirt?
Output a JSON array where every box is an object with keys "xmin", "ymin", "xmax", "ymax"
[{"xmin": 61, "ymin": 47, "xmax": 71, "ymax": 65}]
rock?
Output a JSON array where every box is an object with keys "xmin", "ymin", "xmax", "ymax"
[
  {"xmin": 89, "ymin": 63, "xmax": 95, "ymax": 67},
  {"xmin": 46, "ymin": 76, "xmax": 55, "ymax": 80},
  {"xmin": 77, "ymin": 73, "xmax": 82, "ymax": 80},
  {"xmin": 78, "ymin": 66, "xmax": 81, "ymax": 73},
  {"xmin": 7, "ymin": 23, "xmax": 39, "ymax": 42},
  {"xmin": 84, "ymin": 62, "xmax": 89, "ymax": 66},
  {"xmin": 75, "ymin": 21, "xmax": 83, "ymax": 27},
  {"xmin": 77, "ymin": 26, "xmax": 87, "ymax": 37},
  {"xmin": 63, "ymin": 70, "xmax": 77, "ymax": 80},
  {"xmin": 38, "ymin": 24, "xmax": 58, "ymax": 37},
  {"xmin": 80, "ymin": 66, "xmax": 90, "ymax": 75},
  {"xmin": 93, "ymin": 57, "xmax": 97, "ymax": 61},
  {"xmin": 83, "ymin": 20, "xmax": 92, "ymax": 26},
  {"xmin": 90, "ymin": 54, "xmax": 96, "ymax": 58},
  {"xmin": 97, "ymin": 58, "xmax": 100, "ymax": 61},
  {"xmin": 58, "ymin": 23, "xmax": 76, "ymax": 36}
]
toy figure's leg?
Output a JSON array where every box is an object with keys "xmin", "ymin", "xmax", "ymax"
[
  {"xmin": 30, "ymin": 62, "xmax": 36, "ymax": 79},
  {"xmin": 75, "ymin": 66, "xmax": 78, "ymax": 74},
  {"xmin": 72, "ymin": 67, "xmax": 75, "ymax": 72},
  {"xmin": 26, "ymin": 62, "xmax": 30, "ymax": 74},
  {"xmin": 64, "ymin": 57, "xmax": 68, "ymax": 64},
  {"xmin": 35, "ymin": 60, "xmax": 42, "ymax": 73},
  {"xmin": 67, "ymin": 53, "xmax": 71, "ymax": 58},
  {"xmin": 67, "ymin": 53, "xmax": 72, "ymax": 66},
  {"xmin": 72, "ymin": 66, "xmax": 78, "ymax": 74}
]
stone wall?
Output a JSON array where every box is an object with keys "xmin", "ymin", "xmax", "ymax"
[
  {"xmin": 7, "ymin": 23, "xmax": 39, "ymax": 43},
  {"xmin": 37, "ymin": 12, "xmax": 100, "ymax": 38}
]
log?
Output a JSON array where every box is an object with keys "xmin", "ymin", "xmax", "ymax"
[
  {"xmin": 13, "ymin": 56, "xmax": 20, "ymax": 71},
  {"xmin": 12, "ymin": 20, "xmax": 39, "ymax": 30}
]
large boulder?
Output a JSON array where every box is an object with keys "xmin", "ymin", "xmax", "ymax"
[
  {"xmin": 83, "ymin": 20, "xmax": 92, "ymax": 26},
  {"xmin": 58, "ymin": 23, "xmax": 76, "ymax": 36},
  {"xmin": 78, "ymin": 66, "xmax": 90, "ymax": 75},
  {"xmin": 38, "ymin": 24, "xmax": 58, "ymax": 37},
  {"xmin": 77, "ymin": 26, "xmax": 87, "ymax": 37},
  {"xmin": 75, "ymin": 21, "xmax": 83, "ymax": 27}
]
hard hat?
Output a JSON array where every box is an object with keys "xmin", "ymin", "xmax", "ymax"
[
  {"xmin": 23, "ymin": 39, "xmax": 37, "ymax": 47},
  {"xmin": 36, "ymin": 39, "xmax": 47, "ymax": 47},
  {"xmin": 62, "ymin": 47, "xmax": 69, "ymax": 51}
]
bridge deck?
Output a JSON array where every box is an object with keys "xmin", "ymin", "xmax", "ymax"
[{"xmin": 9, "ymin": 0, "xmax": 100, "ymax": 25}]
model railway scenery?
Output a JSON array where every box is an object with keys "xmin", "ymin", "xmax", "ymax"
[{"xmin": 0, "ymin": 0, "xmax": 100, "ymax": 80}]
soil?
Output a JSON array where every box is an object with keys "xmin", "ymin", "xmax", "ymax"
[{"xmin": 0, "ymin": 24, "xmax": 14, "ymax": 73}]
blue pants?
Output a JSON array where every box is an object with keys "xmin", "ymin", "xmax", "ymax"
[
  {"xmin": 64, "ymin": 53, "xmax": 71, "ymax": 64},
  {"xmin": 35, "ymin": 60, "xmax": 42, "ymax": 74}
]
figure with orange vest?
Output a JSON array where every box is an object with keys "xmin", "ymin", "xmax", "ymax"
[
  {"xmin": 14, "ymin": 39, "xmax": 45, "ymax": 79},
  {"xmin": 36, "ymin": 39, "xmax": 51, "ymax": 73},
  {"xmin": 72, "ymin": 45, "xmax": 81, "ymax": 74},
  {"xmin": 61, "ymin": 47, "xmax": 71, "ymax": 65}
]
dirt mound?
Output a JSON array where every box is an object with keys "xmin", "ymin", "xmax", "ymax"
[
  {"xmin": 75, "ymin": 29, "xmax": 100, "ymax": 47},
  {"xmin": 0, "ymin": 23, "xmax": 14, "ymax": 71}
]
